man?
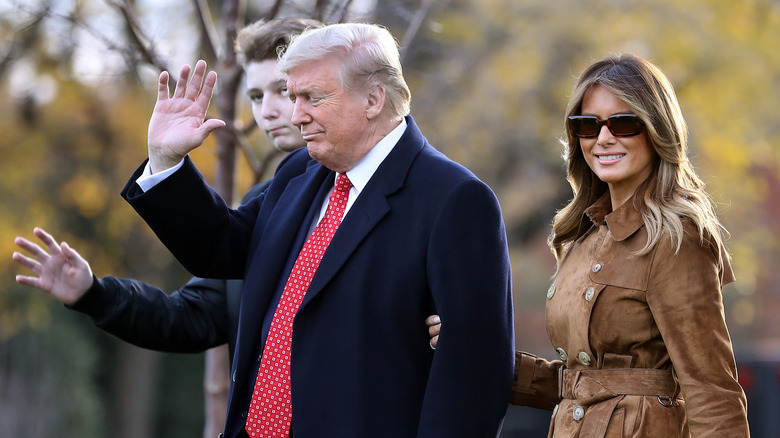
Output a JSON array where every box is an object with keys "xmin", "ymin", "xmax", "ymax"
[
  {"xmin": 122, "ymin": 23, "xmax": 514, "ymax": 437},
  {"xmin": 12, "ymin": 17, "xmax": 322, "ymax": 363}
]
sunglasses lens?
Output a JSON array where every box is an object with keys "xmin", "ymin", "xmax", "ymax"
[
  {"xmin": 569, "ymin": 117, "xmax": 599, "ymax": 138},
  {"xmin": 609, "ymin": 115, "xmax": 643, "ymax": 136},
  {"xmin": 568, "ymin": 114, "xmax": 644, "ymax": 138}
]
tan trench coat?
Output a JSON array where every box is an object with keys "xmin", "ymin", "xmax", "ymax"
[{"xmin": 511, "ymin": 194, "xmax": 749, "ymax": 437}]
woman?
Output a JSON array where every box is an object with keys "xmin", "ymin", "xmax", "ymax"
[{"xmin": 428, "ymin": 54, "xmax": 749, "ymax": 437}]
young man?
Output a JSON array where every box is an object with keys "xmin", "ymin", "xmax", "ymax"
[
  {"xmin": 13, "ymin": 17, "xmax": 323, "ymax": 364},
  {"xmin": 123, "ymin": 23, "xmax": 514, "ymax": 437}
]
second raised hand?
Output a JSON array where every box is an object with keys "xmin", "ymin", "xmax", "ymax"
[{"xmin": 147, "ymin": 60, "xmax": 226, "ymax": 173}]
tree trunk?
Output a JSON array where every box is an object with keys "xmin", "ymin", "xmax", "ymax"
[
  {"xmin": 112, "ymin": 344, "xmax": 160, "ymax": 438},
  {"xmin": 202, "ymin": 0, "xmax": 242, "ymax": 436},
  {"xmin": 203, "ymin": 345, "xmax": 230, "ymax": 438}
]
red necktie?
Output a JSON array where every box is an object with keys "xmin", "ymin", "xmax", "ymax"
[{"xmin": 245, "ymin": 174, "xmax": 353, "ymax": 437}]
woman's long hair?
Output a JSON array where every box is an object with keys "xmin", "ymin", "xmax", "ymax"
[{"xmin": 550, "ymin": 54, "xmax": 729, "ymax": 271}]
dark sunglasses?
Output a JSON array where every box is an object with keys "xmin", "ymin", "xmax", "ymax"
[{"xmin": 568, "ymin": 114, "xmax": 645, "ymax": 138}]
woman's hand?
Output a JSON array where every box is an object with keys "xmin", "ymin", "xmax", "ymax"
[{"xmin": 425, "ymin": 314, "xmax": 442, "ymax": 349}]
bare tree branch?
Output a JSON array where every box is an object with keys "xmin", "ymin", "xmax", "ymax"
[
  {"xmin": 239, "ymin": 119, "xmax": 258, "ymax": 137},
  {"xmin": 0, "ymin": 5, "xmax": 49, "ymax": 77},
  {"xmin": 235, "ymin": 135, "xmax": 264, "ymax": 176},
  {"xmin": 110, "ymin": 0, "xmax": 169, "ymax": 72},
  {"xmin": 314, "ymin": 0, "xmax": 329, "ymax": 21},
  {"xmin": 192, "ymin": 0, "xmax": 220, "ymax": 61},
  {"xmin": 334, "ymin": 0, "xmax": 354, "ymax": 23},
  {"xmin": 400, "ymin": 0, "xmax": 434, "ymax": 65},
  {"xmin": 254, "ymin": 148, "xmax": 284, "ymax": 185},
  {"xmin": 261, "ymin": 0, "xmax": 285, "ymax": 21}
]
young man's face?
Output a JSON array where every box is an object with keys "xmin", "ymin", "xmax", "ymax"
[{"xmin": 245, "ymin": 59, "xmax": 305, "ymax": 153}]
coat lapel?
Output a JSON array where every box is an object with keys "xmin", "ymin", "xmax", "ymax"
[
  {"xmin": 300, "ymin": 115, "xmax": 426, "ymax": 308},
  {"xmin": 235, "ymin": 159, "xmax": 331, "ymax": 373}
]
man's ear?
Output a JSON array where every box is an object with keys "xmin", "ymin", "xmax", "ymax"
[{"xmin": 365, "ymin": 84, "xmax": 386, "ymax": 120}]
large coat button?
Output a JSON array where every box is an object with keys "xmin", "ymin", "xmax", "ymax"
[
  {"xmin": 573, "ymin": 405, "xmax": 585, "ymax": 421},
  {"xmin": 584, "ymin": 287, "xmax": 595, "ymax": 301},
  {"xmin": 592, "ymin": 263, "xmax": 602, "ymax": 273},
  {"xmin": 556, "ymin": 347, "xmax": 568, "ymax": 361},
  {"xmin": 546, "ymin": 284, "xmax": 556, "ymax": 299},
  {"xmin": 577, "ymin": 351, "xmax": 592, "ymax": 366}
]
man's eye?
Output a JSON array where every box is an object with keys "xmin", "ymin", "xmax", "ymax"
[
  {"xmin": 280, "ymin": 87, "xmax": 288, "ymax": 96},
  {"xmin": 248, "ymin": 93, "xmax": 263, "ymax": 103}
]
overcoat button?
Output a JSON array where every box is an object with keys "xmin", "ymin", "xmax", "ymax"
[
  {"xmin": 584, "ymin": 287, "xmax": 595, "ymax": 301},
  {"xmin": 556, "ymin": 347, "xmax": 568, "ymax": 361},
  {"xmin": 578, "ymin": 351, "xmax": 592, "ymax": 366},
  {"xmin": 546, "ymin": 284, "xmax": 556, "ymax": 299},
  {"xmin": 573, "ymin": 405, "xmax": 585, "ymax": 421},
  {"xmin": 592, "ymin": 263, "xmax": 602, "ymax": 273}
]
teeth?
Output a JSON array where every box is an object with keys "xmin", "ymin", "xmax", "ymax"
[{"xmin": 599, "ymin": 154, "xmax": 625, "ymax": 161}]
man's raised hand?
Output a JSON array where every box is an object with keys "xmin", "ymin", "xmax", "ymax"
[{"xmin": 147, "ymin": 60, "xmax": 226, "ymax": 173}]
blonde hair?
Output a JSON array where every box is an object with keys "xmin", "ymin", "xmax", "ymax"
[
  {"xmin": 277, "ymin": 22, "xmax": 411, "ymax": 119},
  {"xmin": 550, "ymin": 54, "xmax": 729, "ymax": 270}
]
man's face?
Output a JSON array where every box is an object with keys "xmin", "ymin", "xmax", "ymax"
[
  {"xmin": 286, "ymin": 57, "xmax": 374, "ymax": 173},
  {"xmin": 245, "ymin": 59, "xmax": 305, "ymax": 153}
]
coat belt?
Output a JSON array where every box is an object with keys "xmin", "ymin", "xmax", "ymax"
[{"xmin": 557, "ymin": 368, "xmax": 680, "ymax": 438}]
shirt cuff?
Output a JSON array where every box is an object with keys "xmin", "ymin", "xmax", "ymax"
[{"xmin": 136, "ymin": 159, "xmax": 185, "ymax": 192}]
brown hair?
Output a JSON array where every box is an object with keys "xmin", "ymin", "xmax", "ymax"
[
  {"xmin": 551, "ymin": 54, "xmax": 729, "ymax": 271},
  {"xmin": 235, "ymin": 17, "xmax": 324, "ymax": 68}
]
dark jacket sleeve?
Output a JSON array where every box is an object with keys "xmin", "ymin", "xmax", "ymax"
[
  {"xmin": 68, "ymin": 275, "xmax": 230, "ymax": 353},
  {"xmin": 120, "ymin": 157, "xmax": 259, "ymax": 279}
]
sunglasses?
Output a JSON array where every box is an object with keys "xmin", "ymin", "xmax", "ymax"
[{"xmin": 568, "ymin": 114, "xmax": 645, "ymax": 138}]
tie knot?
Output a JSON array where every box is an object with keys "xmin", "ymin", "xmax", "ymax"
[{"xmin": 335, "ymin": 173, "xmax": 353, "ymax": 194}]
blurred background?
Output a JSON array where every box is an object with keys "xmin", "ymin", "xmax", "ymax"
[{"xmin": 0, "ymin": 0, "xmax": 778, "ymax": 437}]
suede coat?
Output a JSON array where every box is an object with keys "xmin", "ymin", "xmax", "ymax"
[{"xmin": 511, "ymin": 194, "xmax": 749, "ymax": 437}]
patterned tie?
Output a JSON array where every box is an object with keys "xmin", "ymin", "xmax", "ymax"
[{"xmin": 245, "ymin": 173, "xmax": 353, "ymax": 437}]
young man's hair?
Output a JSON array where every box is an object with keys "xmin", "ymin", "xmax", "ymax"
[{"xmin": 235, "ymin": 17, "xmax": 324, "ymax": 67}]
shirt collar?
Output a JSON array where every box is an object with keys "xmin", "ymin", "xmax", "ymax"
[
  {"xmin": 584, "ymin": 192, "xmax": 645, "ymax": 241},
  {"xmin": 338, "ymin": 117, "xmax": 407, "ymax": 195}
]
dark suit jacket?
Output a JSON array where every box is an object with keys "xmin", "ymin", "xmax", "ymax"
[
  {"xmin": 69, "ymin": 182, "xmax": 269, "ymax": 362},
  {"xmin": 122, "ymin": 116, "xmax": 515, "ymax": 437}
]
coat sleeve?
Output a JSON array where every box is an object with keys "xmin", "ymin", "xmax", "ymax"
[
  {"xmin": 121, "ymin": 157, "xmax": 260, "ymax": 278},
  {"xmin": 646, "ymin": 228, "xmax": 749, "ymax": 437},
  {"xmin": 68, "ymin": 275, "xmax": 230, "ymax": 353},
  {"xmin": 416, "ymin": 177, "xmax": 515, "ymax": 438},
  {"xmin": 510, "ymin": 351, "xmax": 563, "ymax": 410}
]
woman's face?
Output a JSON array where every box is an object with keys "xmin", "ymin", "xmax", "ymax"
[{"xmin": 578, "ymin": 84, "xmax": 656, "ymax": 207}]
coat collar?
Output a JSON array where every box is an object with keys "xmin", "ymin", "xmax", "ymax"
[{"xmin": 584, "ymin": 192, "xmax": 645, "ymax": 242}]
